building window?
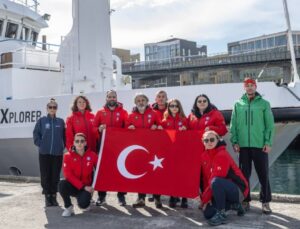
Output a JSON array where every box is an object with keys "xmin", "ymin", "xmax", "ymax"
[
  {"xmin": 275, "ymin": 35, "xmax": 286, "ymax": 46},
  {"xmin": 31, "ymin": 30, "xmax": 38, "ymax": 45},
  {"xmin": 0, "ymin": 19, "xmax": 3, "ymax": 36},
  {"xmin": 5, "ymin": 22, "xmax": 19, "ymax": 38},
  {"xmin": 255, "ymin": 40, "xmax": 262, "ymax": 50},
  {"xmin": 262, "ymin": 39, "xmax": 267, "ymax": 49},
  {"xmin": 267, "ymin": 37, "xmax": 274, "ymax": 48},
  {"xmin": 20, "ymin": 27, "xmax": 30, "ymax": 41},
  {"xmin": 247, "ymin": 41, "xmax": 255, "ymax": 51}
]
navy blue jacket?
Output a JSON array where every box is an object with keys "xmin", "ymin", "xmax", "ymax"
[{"xmin": 33, "ymin": 115, "xmax": 65, "ymax": 155}]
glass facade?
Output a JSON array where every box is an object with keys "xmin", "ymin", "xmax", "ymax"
[
  {"xmin": 0, "ymin": 19, "xmax": 3, "ymax": 36},
  {"xmin": 5, "ymin": 22, "xmax": 18, "ymax": 38},
  {"xmin": 228, "ymin": 32, "xmax": 300, "ymax": 54}
]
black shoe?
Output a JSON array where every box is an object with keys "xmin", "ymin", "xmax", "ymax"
[
  {"xmin": 96, "ymin": 197, "xmax": 106, "ymax": 206},
  {"xmin": 132, "ymin": 198, "xmax": 145, "ymax": 208},
  {"xmin": 51, "ymin": 194, "xmax": 59, "ymax": 206},
  {"xmin": 242, "ymin": 201, "xmax": 250, "ymax": 212},
  {"xmin": 169, "ymin": 197, "xmax": 177, "ymax": 208},
  {"xmin": 208, "ymin": 210, "xmax": 227, "ymax": 226},
  {"xmin": 45, "ymin": 194, "xmax": 52, "ymax": 207},
  {"xmin": 155, "ymin": 199, "xmax": 163, "ymax": 209},
  {"xmin": 262, "ymin": 202, "xmax": 272, "ymax": 215},
  {"xmin": 148, "ymin": 195, "xmax": 155, "ymax": 202},
  {"xmin": 118, "ymin": 195, "xmax": 126, "ymax": 206},
  {"xmin": 180, "ymin": 198, "xmax": 188, "ymax": 208}
]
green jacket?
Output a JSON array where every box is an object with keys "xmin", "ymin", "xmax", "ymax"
[{"xmin": 230, "ymin": 93, "xmax": 275, "ymax": 148}]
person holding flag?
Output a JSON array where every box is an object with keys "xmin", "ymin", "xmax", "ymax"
[
  {"xmin": 126, "ymin": 93, "xmax": 163, "ymax": 208},
  {"xmin": 94, "ymin": 90, "xmax": 128, "ymax": 206},
  {"xmin": 161, "ymin": 99, "xmax": 188, "ymax": 208}
]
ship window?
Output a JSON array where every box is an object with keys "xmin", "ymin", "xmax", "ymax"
[
  {"xmin": 5, "ymin": 22, "xmax": 19, "ymax": 39},
  {"xmin": 0, "ymin": 20, "xmax": 3, "ymax": 36},
  {"xmin": 30, "ymin": 31, "xmax": 38, "ymax": 45},
  {"xmin": 20, "ymin": 27, "xmax": 30, "ymax": 41}
]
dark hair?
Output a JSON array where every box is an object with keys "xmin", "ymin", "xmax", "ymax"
[
  {"xmin": 71, "ymin": 96, "xmax": 92, "ymax": 112},
  {"xmin": 163, "ymin": 99, "xmax": 186, "ymax": 120},
  {"xmin": 191, "ymin": 94, "xmax": 216, "ymax": 119}
]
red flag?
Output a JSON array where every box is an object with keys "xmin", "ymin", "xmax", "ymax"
[{"xmin": 93, "ymin": 128, "xmax": 204, "ymax": 198}]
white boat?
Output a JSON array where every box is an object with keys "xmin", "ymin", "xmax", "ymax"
[{"xmin": 0, "ymin": 0, "xmax": 300, "ymax": 190}]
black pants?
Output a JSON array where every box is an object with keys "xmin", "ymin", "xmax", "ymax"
[
  {"xmin": 239, "ymin": 147, "xmax": 272, "ymax": 203},
  {"xmin": 58, "ymin": 180, "xmax": 91, "ymax": 209},
  {"xmin": 203, "ymin": 178, "xmax": 240, "ymax": 219},
  {"xmin": 98, "ymin": 191, "xmax": 126, "ymax": 199},
  {"xmin": 39, "ymin": 154, "xmax": 63, "ymax": 195}
]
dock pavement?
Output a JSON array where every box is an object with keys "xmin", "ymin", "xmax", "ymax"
[{"xmin": 1, "ymin": 178, "xmax": 300, "ymax": 229}]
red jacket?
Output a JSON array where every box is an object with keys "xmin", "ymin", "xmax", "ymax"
[
  {"xmin": 63, "ymin": 149, "xmax": 98, "ymax": 190},
  {"xmin": 187, "ymin": 109, "xmax": 227, "ymax": 136},
  {"xmin": 151, "ymin": 103, "xmax": 167, "ymax": 122},
  {"xmin": 126, "ymin": 106, "xmax": 160, "ymax": 129},
  {"xmin": 200, "ymin": 144, "xmax": 249, "ymax": 204},
  {"xmin": 161, "ymin": 114, "xmax": 187, "ymax": 130},
  {"xmin": 66, "ymin": 111, "xmax": 98, "ymax": 152},
  {"xmin": 94, "ymin": 103, "xmax": 128, "ymax": 129}
]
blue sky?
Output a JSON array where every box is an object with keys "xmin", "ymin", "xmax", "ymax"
[{"xmin": 39, "ymin": 0, "xmax": 300, "ymax": 58}]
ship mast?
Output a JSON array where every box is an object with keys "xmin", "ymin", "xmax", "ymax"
[{"xmin": 282, "ymin": 0, "xmax": 300, "ymax": 86}]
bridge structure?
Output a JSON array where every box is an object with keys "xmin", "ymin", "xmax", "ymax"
[{"xmin": 122, "ymin": 48, "xmax": 300, "ymax": 89}]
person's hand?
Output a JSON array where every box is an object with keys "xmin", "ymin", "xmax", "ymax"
[
  {"xmin": 84, "ymin": 186, "xmax": 94, "ymax": 193},
  {"xmin": 157, "ymin": 125, "xmax": 163, "ymax": 130},
  {"xmin": 151, "ymin": 124, "xmax": 157, "ymax": 130},
  {"xmin": 202, "ymin": 200, "xmax": 212, "ymax": 211},
  {"xmin": 98, "ymin": 124, "xmax": 106, "ymax": 132},
  {"xmin": 263, "ymin": 145, "xmax": 272, "ymax": 153},
  {"xmin": 179, "ymin": 126, "xmax": 187, "ymax": 131},
  {"xmin": 233, "ymin": 144, "xmax": 240, "ymax": 153},
  {"xmin": 128, "ymin": 125, "xmax": 135, "ymax": 130}
]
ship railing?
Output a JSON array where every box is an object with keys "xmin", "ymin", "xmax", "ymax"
[
  {"xmin": 0, "ymin": 39, "xmax": 61, "ymax": 71},
  {"xmin": 9, "ymin": 0, "xmax": 39, "ymax": 12},
  {"xmin": 123, "ymin": 47, "xmax": 300, "ymax": 73}
]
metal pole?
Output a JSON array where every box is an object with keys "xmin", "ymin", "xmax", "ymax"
[{"xmin": 282, "ymin": 0, "xmax": 300, "ymax": 85}]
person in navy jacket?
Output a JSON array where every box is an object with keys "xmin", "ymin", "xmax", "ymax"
[{"xmin": 33, "ymin": 98, "xmax": 65, "ymax": 207}]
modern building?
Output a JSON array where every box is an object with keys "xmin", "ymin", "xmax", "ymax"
[
  {"xmin": 228, "ymin": 31, "xmax": 300, "ymax": 54},
  {"xmin": 112, "ymin": 48, "xmax": 140, "ymax": 63},
  {"xmin": 144, "ymin": 38, "xmax": 207, "ymax": 61}
]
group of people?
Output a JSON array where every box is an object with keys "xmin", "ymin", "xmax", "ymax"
[{"xmin": 33, "ymin": 77, "xmax": 275, "ymax": 226}]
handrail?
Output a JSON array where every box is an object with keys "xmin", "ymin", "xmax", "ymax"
[{"xmin": 8, "ymin": 0, "xmax": 40, "ymax": 12}]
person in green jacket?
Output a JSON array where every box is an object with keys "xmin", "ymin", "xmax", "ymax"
[{"xmin": 230, "ymin": 77, "xmax": 275, "ymax": 215}]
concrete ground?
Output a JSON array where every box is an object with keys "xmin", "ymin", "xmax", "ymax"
[{"xmin": 1, "ymin": 180, "xmax": 300, "ymax": 229}]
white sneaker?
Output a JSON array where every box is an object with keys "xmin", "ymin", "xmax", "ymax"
[{"xmin": 62, "ymin": 205, "xmax": 74, "ymax": 217}]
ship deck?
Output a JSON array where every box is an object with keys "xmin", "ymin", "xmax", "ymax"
[{"xmin": 1, "ymin": 178, "xmax": 300, "ymax": 229}]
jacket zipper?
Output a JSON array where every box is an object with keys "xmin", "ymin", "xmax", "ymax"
[
  {"xmin": 83, "ymin": 113, "xmax": 89, "ymax": 144},
  {"xmin": 80, "ymin": 156, "xmax": 83, "ymax": 181},
  {"xmin": 50, "ymin": 118, "xmax": 54, "ymax": 155},
  {"xmin": 248, "ymin": 102, "xmax": 251, "ymax": 147},
  {"xmin": 173, "ymin": 118, "xmax": 176, "ymax": 129},
  {"xmin": 110, "ymin": 110, "xmax": 113, "ymax": 126}
]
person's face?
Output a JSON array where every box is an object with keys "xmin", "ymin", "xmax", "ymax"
[
  {"xmin": 135, "ymin": 96, "xmax": 148, "ymax": 111},
  {"xmin": 155, "ymin": 92, "xmax": 167, "ymax": 106},
  {"xmin": 74, "ymin": 136, "xmax": 87, "ymax": 151},
  {"xmin": 169, "ymin": 102, "xmax": 179, "ymax": 115},
  {"xmin": 47, "ymin": 104, "xmax": 57, "ymax": 116},
  {"xmin": 106, "ymin": 91, "xmax": 117, "ymax": 106},
  {"xmin": 77, "ymin": 97, "xmax": 87, "ymax": 111},
  {"xmin": 196, "ymin": 96, "xmax": 208, "ymax": 111},
  {"xmin": 203, "ymin": 133, "xmax": 218, "ymax": 150},
  {"xmin": 244, "ymin": 83, "xmax": 256, "ymax": 96}
]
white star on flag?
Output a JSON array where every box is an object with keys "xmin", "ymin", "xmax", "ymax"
[{"xmin": 149, "ymin": 155, "xmax": 164, "ymax": 171}]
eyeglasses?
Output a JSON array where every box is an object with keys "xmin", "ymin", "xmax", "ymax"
[
  {"xmin": 203, "ymin": 138, "xmax": 216, "ymax": 143},
  {"xmin": 169, "ymin": 104, "xmax": 178, "ymax": 108},
  {"xmin": 48, "ymin": 106, "xmax": 57, "ymax": 110},
  {"xmin": 197, "ymin": 100, "xmax": 207, "ymax": 104},
  {"xmin": 74, "ymin": 139, "xmax": 86, "ymax": 144}
]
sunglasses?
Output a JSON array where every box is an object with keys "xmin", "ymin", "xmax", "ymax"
[
  {"xmin": 75, "ymin": 139, "xmax": 86, "ymax": 144},
  {"xmin": 169, "ymin": 104, "xmax": 179, "ymax": 108},
  {"xmin": 48, "ymin": 106, "xmax": 57, "ymax": 110},
  {"xmin": 197, "ymin": 100, "xmax": 207, "ymax": 104},
  {"xmin": 203, "ymin": 138, "xmax": 216, "ymax": 143}
]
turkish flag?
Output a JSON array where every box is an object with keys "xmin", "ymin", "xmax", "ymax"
[{"xmin": 93, "ymin": 128, "xmax": 204, "ymax": 198}]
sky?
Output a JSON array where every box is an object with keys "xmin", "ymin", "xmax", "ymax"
[{"xmin": 38, "ymin": 0, "xmax": 300, "ymax": 59}]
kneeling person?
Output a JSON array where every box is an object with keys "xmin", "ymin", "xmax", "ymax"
[{"xmin": 59, "ymin": 133, "xmax": 98, "ymax": 217}]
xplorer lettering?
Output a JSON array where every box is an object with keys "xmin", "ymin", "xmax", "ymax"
[{"xmin": 0, "ymin": 108, "xmax": 42, "ymax": 124}]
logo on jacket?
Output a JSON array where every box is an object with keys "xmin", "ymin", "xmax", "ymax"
[
  {"xmin": 116, "ymin": 113, "xmax": 120, "ymax": 116},
  {"xmin": 87, "ymin": 156, "xmax": 91, "ymax": 161},
  {"xmin": 217, "ymin": 166, "xmax": 222, "ymax": 171},
  {"xmin": 178, "ymin": 121, "xmax": 182, "ymax": 126},
  {"xmin": 45, "ymin": 123, "xmax": 50, "ymax": 129},
  {"xmin": 135, "ymin": 116, "xmax": 139, "ymax": 120}
]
